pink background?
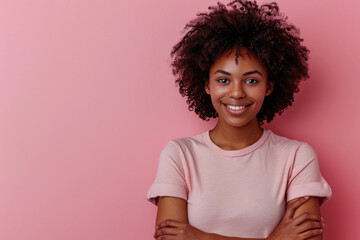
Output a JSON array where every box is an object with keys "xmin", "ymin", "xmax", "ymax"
[{"xmin": 0, "ymin": 0, "xmax": 359, "ymax": 239}]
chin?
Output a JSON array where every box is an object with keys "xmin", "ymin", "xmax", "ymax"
[
  {"xmin": 225, "ymin": 120, "xmax": 253, "ymax": 128},
  {"xmin": 224, "ymin": 115, "xmax": 259, "ymax": 128}
]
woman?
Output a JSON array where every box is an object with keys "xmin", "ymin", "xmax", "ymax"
[{"xmin": 147, "ymin": 1, "xmax": 332, "ymax": 239}]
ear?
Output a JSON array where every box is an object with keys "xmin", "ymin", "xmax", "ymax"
[
  {"xmin": 205, "ymin": 80, "xmax": 210, "ymax": 95},
  {"xmin": 265, "ymin": 81, "xmax": 274, "ymax": 96}
]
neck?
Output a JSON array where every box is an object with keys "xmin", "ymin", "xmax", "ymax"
[{"xmin": 209, "ymin": 118, "xmax": 263, "ymax": 150}]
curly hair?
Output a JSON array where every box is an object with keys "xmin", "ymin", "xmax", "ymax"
[{"xmin": 171, "ymin": 0, "xmax": 310, "ymax": 123}]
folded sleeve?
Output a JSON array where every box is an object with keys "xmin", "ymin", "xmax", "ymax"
[
  {"xmin": 286, "ymin": 143, "xmax": 332, "ymax": 205},
  {"xmin": 147, "ymin": 140, "xmax": 188, "ymax": 205}
]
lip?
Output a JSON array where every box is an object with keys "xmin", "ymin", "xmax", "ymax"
[
  {"xmin": 223, "ymin": 103, "xmax": 251, "ymax": 115},
  {"xmin": 222, "ymin": 101, "xmax": 252, "ymax": 106}
]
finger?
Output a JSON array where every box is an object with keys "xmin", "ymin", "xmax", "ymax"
[
  {"xmin": 299, "ymin": 228, "xmax": 322, "ymax": 239},
  {"xmin": 157, "ymin": 219, "xmax": 186, "ymax": 229},
  {"xmin": 293, "ymin": 212, "xmax": 322, "ymax": 226},
  {"xmin": 296, "ymin": 220, "xmax": 323, "ymax": 234},
  {"xmin": 154, "ymin": 227, "xmax": 180, "ymax": 238},
  {"xmin": 284, "ymin": 197, "xmax": 309, "ymax": 219}
]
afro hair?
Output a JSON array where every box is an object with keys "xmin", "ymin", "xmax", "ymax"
[{"xmin": 171, "ymin": 0, "xmax": 310, "ymax": 123}]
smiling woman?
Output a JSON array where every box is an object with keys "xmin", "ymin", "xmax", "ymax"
[
  {"xmin": 147, "ymin": 0, "xmax": 332, "ymax": 239},
  {"xmin": 205, "ymin": 49, "xmax": 272, "ymax": 136}
]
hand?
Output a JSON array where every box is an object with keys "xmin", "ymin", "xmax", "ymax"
[
  {"xmin": 266, "ymin": 197, "xmax": 323, "ymax": 240},
  {"xmin": 154, "ymin": 219, "xmax": 208, "ymax": 240}
]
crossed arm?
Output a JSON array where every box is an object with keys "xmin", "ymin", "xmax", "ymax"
[{"xmin": 154, "ymin": 196, "xmax": 323, "ymax": 240}]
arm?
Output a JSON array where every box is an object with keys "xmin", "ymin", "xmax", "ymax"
[
  {"xmin": 155, "ymin": 196, "xmax": 188, "ymax": 226},
  {"xmin": 287, "ymin": 197, "xmax": 323, "ymax": 240},
  {"xmin": 154, "ymin": 197, "xmax": 323, "ymax": 240},
  {"xmin": 155, "ymin": 196, "xmax": 264, "ymax": 240}
]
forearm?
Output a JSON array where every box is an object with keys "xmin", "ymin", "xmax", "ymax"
[{"xmin": 291, "ymin": 197, "xmax": 323, "ymax": 240}]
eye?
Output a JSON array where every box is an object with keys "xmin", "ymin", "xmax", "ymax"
[
  {"xmin": 244, "ymin": 78, "xmax": 258, "ymax": 84},
  {"xmin": 217, "ymin": 78, "xmax": 230, "ymax": 84}
]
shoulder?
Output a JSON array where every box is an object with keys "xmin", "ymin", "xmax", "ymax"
[
  {"xmin": 161, "ymin": 131, "xmax": 208, "ymax": 155},
  {"xmin": 158, "ymin": 131, "xmax": 208, "ymax": 169},
  {"xmin": 266, "ymin": 130, "xmax": 316, "ymax": 155},
  {"xmin": 266, "ymin": 131, "xmax": 320, "ymax": 175}
]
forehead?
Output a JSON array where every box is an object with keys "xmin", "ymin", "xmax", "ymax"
[{"xmin": 209, "ymin": 48, "xmax": 267, "ymax": 76}]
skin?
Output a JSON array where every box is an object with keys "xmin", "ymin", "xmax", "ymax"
[
  {"xmin": 205, "ymin": 48, "xmax": 273, "ymax": 149},
  {"xmin": 155, "ymin": 197, "xmax": 323, "ymax": 240},
  {"xmin": 154, "ymin": 48, "xmax": 324, "ymax": 240}
]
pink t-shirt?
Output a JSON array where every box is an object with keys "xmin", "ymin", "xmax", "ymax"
[{"xmin": 147, "ymin": 129, "xmax": 331, "ymax": 238}]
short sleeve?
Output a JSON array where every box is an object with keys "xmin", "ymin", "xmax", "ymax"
[
  {"xmin": 147, "ymin": 141, "xmax": 188, "ymax": 205},
  {"xmin": 286, "ymin": 143, "xmax": 332, "ymax": 205}
]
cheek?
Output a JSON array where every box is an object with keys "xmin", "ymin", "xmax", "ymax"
[
  {"xmin": 209, "ymin": 95, "xmax": 220, "ymax": 108},
  {"xmin": 211, "ymin": 86, "xmax": 227, "ymax": 97},
  {"xmin": 247, "ymin": 88, "xmax": 268, "ymax": 109},
  {"xmin": 249, "ymin": 86, "xmax": 267, "ymax": 99},
  {"xmin": 209, "ymin": 88, "xmax": 226, "ymax": 105}
]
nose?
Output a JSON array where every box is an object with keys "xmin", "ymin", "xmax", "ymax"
[{"xmin": 229, "ymin": 81, "xmax": 245, "ymax": 99}]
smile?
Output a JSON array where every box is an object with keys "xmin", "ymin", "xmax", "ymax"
[
  {"xmin": 224, "ymin": 104, "xmax": 251, "ymax": 111},
  {"xmin": 226, "ymin": 105, "xmax": 245, "ymax": 110},
  {"xmin": 222, "ymin": 103, "xmax": 252, "ymax": 115}
]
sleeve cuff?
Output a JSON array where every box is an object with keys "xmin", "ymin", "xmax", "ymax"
[
  {"xmin": 147, "ymin": 182, "xmax": 188, "ymax": 206},
  {"xmin": 287, "ymin": 182, "xmax": 332, "ymax": 205}
]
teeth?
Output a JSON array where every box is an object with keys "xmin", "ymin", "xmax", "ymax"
[{"xmin": 227, "ymin": 105, "xmax": 245, "ymax": 110}]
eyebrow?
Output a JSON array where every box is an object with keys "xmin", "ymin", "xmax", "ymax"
[{"xmin": 214, "ymin": 69, "xmax": 263, "ymax": 76}]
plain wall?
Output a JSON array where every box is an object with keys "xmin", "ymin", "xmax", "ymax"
[{"xmin": 0, "ymin": 0, "xmax": 359, "ymax": 239}]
